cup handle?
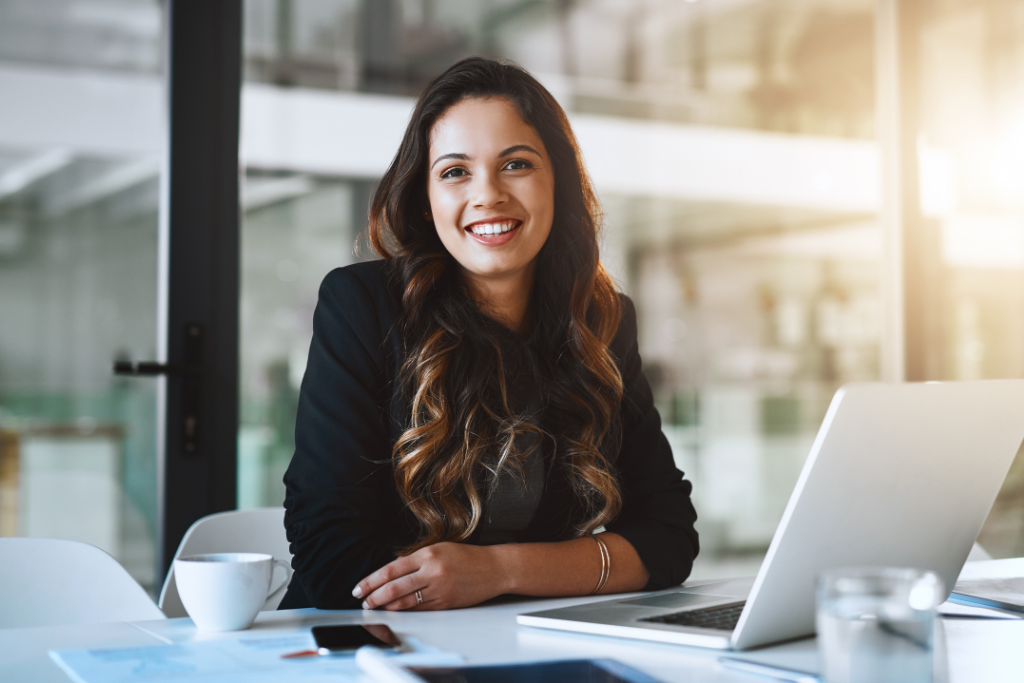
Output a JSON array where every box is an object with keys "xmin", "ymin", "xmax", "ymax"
[{"xmin": 268, "ymin": 558, "xmax": 293, "ymax": 599}]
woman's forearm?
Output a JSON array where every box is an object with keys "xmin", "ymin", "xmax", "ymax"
[{"xmin": 490, "ymin": 532, "xmax": 649, "ymax": 597}]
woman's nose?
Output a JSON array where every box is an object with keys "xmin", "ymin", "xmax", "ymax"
[{"xmin": 471, "ymin": 172, "xmax": 508, "ymax": 208}]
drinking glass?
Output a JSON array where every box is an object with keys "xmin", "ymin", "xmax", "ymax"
[{"xmin": 817, "ymin": 567, "xmax": 943, "ymax": 683}]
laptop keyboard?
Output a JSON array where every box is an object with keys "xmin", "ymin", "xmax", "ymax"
[{"xmin": 640, "ymin": 601, "xmax": 746, "ymax": 631}]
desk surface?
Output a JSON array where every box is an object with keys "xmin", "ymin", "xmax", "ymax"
[{"xmin": 5, "ymin": 558, "xmax": 1024, "ymax": 683}]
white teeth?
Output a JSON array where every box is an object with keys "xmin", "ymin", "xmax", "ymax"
[{"xmin": 470, "ymin": 222, "xmax": 517, "ymax": 236}]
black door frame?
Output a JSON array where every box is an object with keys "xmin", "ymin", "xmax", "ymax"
[{"xmin": 158, "ymin": 0, "xmax": 242, "ymax": 580}]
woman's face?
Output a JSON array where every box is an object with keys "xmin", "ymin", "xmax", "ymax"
[{"xmin": 426, "ymin": 96, "xmax": 555, "ymax": 288}]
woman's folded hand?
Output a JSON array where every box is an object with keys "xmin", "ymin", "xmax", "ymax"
[{"xmin": 353, "ymin": 542, "xmax": 509, "ymax": 611}]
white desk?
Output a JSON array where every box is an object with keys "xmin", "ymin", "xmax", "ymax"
[
  {"xmin": 5, "ymin": 559, "xmax": 1024, "ymax": 682},
  {"xmin": 0, "ymin": 621, "xmax": 163, "ymax": 681}
]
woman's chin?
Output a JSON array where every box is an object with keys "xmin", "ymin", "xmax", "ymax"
[{"xmin": 460, "ymin": 260, "xmax": 536, "ymax": 283}]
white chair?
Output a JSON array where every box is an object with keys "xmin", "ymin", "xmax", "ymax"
[
  {"xmin": 158, "ymin": 507, "xmax": 293, "ymax": 618},
  {"xmin": 0, "ymin": 538, "xmax": 165, "ymax": 629}
]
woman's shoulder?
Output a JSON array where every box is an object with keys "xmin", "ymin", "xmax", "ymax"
[
  {"xmin": 316, "ymin": 260, "xmax": 403, "ymax": 347},
  {"xmin": 319, "ymin": 260, "xmax": 402, "ymax": 317},
  {"xmin": 321, "ymin": 258, "xmax": 399, "ymax": 297}
]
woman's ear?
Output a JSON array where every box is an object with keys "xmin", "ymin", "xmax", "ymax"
[{"xmin": 424, "ymin": 209, "xmax": 433, "ymax": 222}]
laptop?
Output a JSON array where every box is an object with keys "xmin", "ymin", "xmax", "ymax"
[{"xmin": 517, "ymin": 381, "xmax": 1024, "ymax": 650}]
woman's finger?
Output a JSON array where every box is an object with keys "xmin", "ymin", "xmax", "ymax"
[
  {"xmin": 354, "ymin": 555, "xmax": 419, "ymax": 600},
  {"xmin": 379, "ymin": 590, "xmax": 422, "ymax": 611},
  {"xmin": 382, "ymin": 586, "xmax": 438, "ymax": 612},
  {"xmin": 362, "ymin": 571, "xmax": 426, "ymax": 609},
  {"xmin": 406, "ymin": 593, "xmax": 440, "ymax": 611}
]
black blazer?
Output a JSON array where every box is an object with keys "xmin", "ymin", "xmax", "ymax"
[{"xmin": 280, "ymin": 260, "xmax": 699, "ymax": 610}]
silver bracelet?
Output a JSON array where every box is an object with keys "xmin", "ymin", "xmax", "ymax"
[{"xmin": 589, "ymin": 534, "xmax": 611, "ymax": 595}]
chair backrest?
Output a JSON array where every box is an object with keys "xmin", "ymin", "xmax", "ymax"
[
  {"xmin": 159, "ymin": 507, "xmax": 293, "ymax": 618},
  {"xmin": 0, "ymin": 538, "xmax": 165, "ymax": 629}
]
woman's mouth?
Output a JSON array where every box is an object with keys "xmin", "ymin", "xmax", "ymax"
[{"xmin": 464, "ymin": 219, "xmax": 523, "ymax": 245}]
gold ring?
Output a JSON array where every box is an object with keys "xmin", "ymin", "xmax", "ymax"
[{"xmin": 415, "ymin": 590, "xmax": 423, "ymax": 605}]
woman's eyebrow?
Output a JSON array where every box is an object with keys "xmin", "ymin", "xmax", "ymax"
[
  {"xmin": 430, "ymin": 152, "xmax": 469, "ymax": 170},
  {"xmin": 499, "ymin": 144, "xmax": 540, "ymax": 157},
  {"xmin": 430, "ymin": 145, "xmax": 539, "ymax": 170}
]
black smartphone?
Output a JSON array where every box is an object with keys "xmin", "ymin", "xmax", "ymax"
[{"xmin": 311, "ymin": 624, "xmax": 403, "ymax": 655}]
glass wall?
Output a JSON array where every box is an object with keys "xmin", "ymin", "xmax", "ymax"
[
  {"xmin": 238, "ymin": 0, "xmax": 887, "ymax": 579},
  {"xmin": 238, "ymin": 174, "xmax": 366, "ymax": 509},
  {"xmin": 915, "ymin": 1, "xmax": 1024, "ymax": 557},
  {"xmin": 4, "ymin": 0, "xmax": 1019, "ymax": 593},
  {"xmin": 0, "ymin": 0, "xmax": 164, "ymax": 591}
]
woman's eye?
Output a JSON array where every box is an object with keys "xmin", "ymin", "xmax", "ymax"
[
  {"xmin": 505, "ymin": 159, "xmax": 533, "ymax": 171},
  {"xmin": 440, "ymin": 167, "xmax": 467, "ymax": 179}
]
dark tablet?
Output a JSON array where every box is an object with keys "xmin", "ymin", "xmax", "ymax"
[{"xmin": 410, "ymin": 659, "xmax": 661, "ymax": 683}]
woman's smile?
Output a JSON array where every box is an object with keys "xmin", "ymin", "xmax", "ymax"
[{"xmin": 464, "ymin": 216, "xmax": 523, "ymax": 245}]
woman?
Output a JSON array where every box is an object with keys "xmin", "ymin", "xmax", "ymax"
[{"xmin": 280, "ymin": 57, "xmax": 698, "ymax": 612}]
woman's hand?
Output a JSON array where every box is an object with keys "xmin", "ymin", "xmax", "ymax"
[
  {"xmin": 353, "ymin": 533, "xmax": 649, "ymax": 611},
  {"xmin": 353, "ymin": 542, "xmax": 509, "ymax": 611}
]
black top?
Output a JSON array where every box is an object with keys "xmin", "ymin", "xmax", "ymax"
[
  {"xmin": 473, "ymin": 325, "xmax": 548, "ymax": 546},
  {"xmin": 280, "ymin": 260, "xmax": 699, "ymax": 610}
]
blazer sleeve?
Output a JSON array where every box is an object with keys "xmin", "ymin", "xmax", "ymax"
[
  {"xmin": 604, "ymin": 296, "xmax": 700, "ymax": 590},
  {"xmin": 283, "ymin": 267, "xmax": 402, "ymax": 609}
]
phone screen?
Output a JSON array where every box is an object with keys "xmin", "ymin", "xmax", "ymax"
[{"xmin": 311, "ymin": 624, "xmax": 401, "ymax": 654}]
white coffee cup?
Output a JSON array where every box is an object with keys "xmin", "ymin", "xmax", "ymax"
[{"xmin": 174, "ymin": 553, "xmax": 292, "ymax": 632}]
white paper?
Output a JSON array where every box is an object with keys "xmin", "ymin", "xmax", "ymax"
[
  {"xmin": 938, "ymin": 600, "xmax": 1023, "ymax": 619},
  {"xmin": 50, "ymin": 634, "xmax": 461, "ymax": 683},
  {"xmin": 952, "ymin": 577, "xmax": 1024, "ymax": 611}
]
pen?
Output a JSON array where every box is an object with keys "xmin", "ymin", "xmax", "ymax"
[
  {"xmin": 356, "ymin": 646, "xmax": 428, "ymax": 683},
  {"xmin": 718, "ymin": 656, "xmax": 820, "ymax": 683}
]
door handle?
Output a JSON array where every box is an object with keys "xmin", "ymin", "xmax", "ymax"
[
  {"xmin": 113, "ymin": 361, "xmax": 200, "ymax": 376},
  {"xmin": 114, "ymin": 324, "xmax": 203, "ymax": 454}
]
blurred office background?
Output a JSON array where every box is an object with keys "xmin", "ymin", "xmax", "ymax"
[{"xmin": 1, "ymin": 0, "xmax": 1023, "ymax": 593}]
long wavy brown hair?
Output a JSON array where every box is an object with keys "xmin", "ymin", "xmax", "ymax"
[{"xmin": 369, "ymin": 57, "xmax": 623, "ymax": 553}]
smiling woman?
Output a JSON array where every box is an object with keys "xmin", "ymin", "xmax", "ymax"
[{"xmin": 280, "ymin": 58, "xmax": 699, "ymax": 612}]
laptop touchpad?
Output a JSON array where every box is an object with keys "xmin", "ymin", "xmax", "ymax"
[{"xmin": 620, "ymin": 592, "xmax": 731, "ymax": 610}]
